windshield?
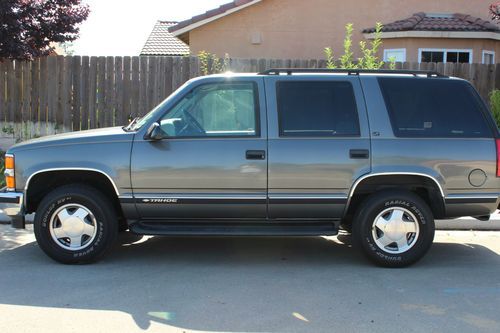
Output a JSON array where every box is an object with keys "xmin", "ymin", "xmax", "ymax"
[{"xmin": 129, "ymin": 81, "xmax": 193, "ymax": 131}]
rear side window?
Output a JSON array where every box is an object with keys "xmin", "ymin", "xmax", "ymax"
[
  {"xmin": 379, "ymin": 78, "xmax": 492, "ymax": 138},
  {"xmin": 277, "ymin": 81, "xmax": 360, "ymax": 137}
]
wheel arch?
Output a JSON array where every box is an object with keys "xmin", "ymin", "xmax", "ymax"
[
  {"xmin": 24, "ymin": 168, "xmax": 121, "ymax": 215},
  {"xmin": 345, "ymin": 172, "xmax": 446, "ymax": 220}
]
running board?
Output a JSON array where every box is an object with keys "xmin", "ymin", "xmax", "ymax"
[{"xmin": 129, "ymin": 221, "xmax": 338, "ymax": 236}]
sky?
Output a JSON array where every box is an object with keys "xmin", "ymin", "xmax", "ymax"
[{"xmin": 73, "ymin": 0, "xmax": 230, "ymax": 56}]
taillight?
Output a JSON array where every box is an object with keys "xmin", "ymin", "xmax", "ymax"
[{"xmin": 497, "ymin": 139, "xmax": 500, "ymax": 177}]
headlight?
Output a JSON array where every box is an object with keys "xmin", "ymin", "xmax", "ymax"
[{"xmin": 4, "ymin": 154, "xmax": 15, "ymax": 191}]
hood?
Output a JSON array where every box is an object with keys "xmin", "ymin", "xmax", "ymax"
[{"xmin": 8, "ymin": 127, "xmax": 135, "ymax": 153}]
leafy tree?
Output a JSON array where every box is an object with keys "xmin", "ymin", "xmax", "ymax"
[{"xmin": 0, "ymin": 0, "xmax": 89, "ymax": 60}]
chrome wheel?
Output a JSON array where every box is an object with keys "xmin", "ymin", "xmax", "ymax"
[
  {"xmin": 49, "ymin": 204, "xmax": 97, "ymax": 251},
  {"xmin": 371, "ymin": 207, "xmax": 420, "ymax": 254}
]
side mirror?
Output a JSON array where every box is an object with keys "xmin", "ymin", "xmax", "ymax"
[{"xmin": 144, "ymin": 122, "xmax": 167, "ymax": 141}]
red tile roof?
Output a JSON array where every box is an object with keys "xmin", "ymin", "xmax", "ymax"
[
  {"xmin": 141, "ymin": 21, "xmax": 190, "ymax": 56},
  {"xmin": 363, "ymin": 13, "xmax": 500, "ymax": 33},
  {"xmin": 169, "ymin": 0, "xmax": 257, "ymax": 34}
]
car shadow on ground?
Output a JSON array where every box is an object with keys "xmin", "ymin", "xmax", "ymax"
[{"xmin": 1, "ymin": 231, "xmax": 500, "ymax": 332}]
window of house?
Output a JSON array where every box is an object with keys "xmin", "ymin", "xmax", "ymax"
[
  {"xmin": 483, "ymin": 50, "xmax": 495, "ymax": 64},
  {"xmin": 384, "ymin": 49, "xmax": 406, "ymax": 62},
  {"xmin": 419, "ymin": 49, "xmax": 472, "ymax": 64},
  {"xmin": 277, "ymin": 81, "xmax": 360, "ymax": 137},
  {"xmin": 378, "ymin": 77, "xmax": 492, "ymax": 138}
]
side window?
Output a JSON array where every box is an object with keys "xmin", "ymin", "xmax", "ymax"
[
  {"xmin": 160, "ymin": 82, "xmax": 259, "ymax": 138},
  {"xmin": 378, "ymin": 78, "xmax": 492, "ymax": 138},
  {"xmin": 277, "ymin": 81, "xmax": 360, "ymax": 137}
]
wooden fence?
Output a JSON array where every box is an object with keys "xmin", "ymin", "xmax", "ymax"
[{"xmin": 0, "ymin": 55, "xmax": 499, "ymax": 140}]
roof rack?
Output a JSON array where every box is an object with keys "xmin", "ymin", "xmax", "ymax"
[{"xmin": 258, "ymin": 68, "xmax": 448, "ymax": 78}]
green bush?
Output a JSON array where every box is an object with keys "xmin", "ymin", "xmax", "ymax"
[
  {"xmin": 489, "ymin": 90, "xmax": 500, "ymax": 128},
  {"xmin": 324, "ymin": 22, "xmax": 394, "ymax": 70}
]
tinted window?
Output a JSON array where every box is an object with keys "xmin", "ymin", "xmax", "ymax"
[
  {"xmin": 379, "ymin": 78, "xmax": 492, "ymax": 138},
  {"xmin": 277, "ymin": 81, "xmax": 360, "ymax": 137},
  {"xmin": 160, "ymin": 82, "xmax": 258, "ymax": 137}
]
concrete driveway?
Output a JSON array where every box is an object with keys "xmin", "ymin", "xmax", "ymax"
[{"xmin": 1, "ymin": 225, "xmax": 500, "ymax": 333}]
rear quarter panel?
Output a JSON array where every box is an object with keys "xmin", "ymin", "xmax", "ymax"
[{"xmin": 360, "ymin": 76, "xmax": 500, "ymax": 217}]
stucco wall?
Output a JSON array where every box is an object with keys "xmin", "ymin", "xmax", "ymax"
[{"xmin": 186, "ymin": 0, "xmax": 499, "ymax": 62}]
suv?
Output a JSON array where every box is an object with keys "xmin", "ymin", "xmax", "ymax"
[{"xmin": 1, "ymin": 68, "xmax": 499, "ymax": 267}]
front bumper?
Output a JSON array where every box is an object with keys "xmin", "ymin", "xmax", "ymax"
[{"xmin": 0, "ymin": 188, "xmax": 24, "ymax": 228}]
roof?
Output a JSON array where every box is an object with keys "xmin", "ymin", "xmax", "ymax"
[
  {"xmin": 169, "ymin": 0, "xmax": 261, "ymax": 36},
  {"xmin": 141, "ymin": 21, "xmax": 190, "ymax": 56},
  {"xmin": 363, "ymin": 13, "xmax": 500, "ymax": 33}
]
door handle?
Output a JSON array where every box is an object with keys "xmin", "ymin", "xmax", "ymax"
[
  {"xmin": 246, "ymin": 150, "xmax": 266, "ymax": 160},
  {"xmin": 350, "ymin": 149, "xmax": 369, "ymax": 159}
]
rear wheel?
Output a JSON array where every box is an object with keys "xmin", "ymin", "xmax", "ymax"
[
  {"xmin": 34, "ymin": 185, "xmax": 118, "ymax": 264},
  {"xmin": 352, "ymin": 190, "xmax": 435, "ymax": 267}
]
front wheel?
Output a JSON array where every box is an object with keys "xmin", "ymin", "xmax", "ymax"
[
  {"xmin": 352, "ymin": 190, "xmax": 435, "ymax": 267},
  {"xmin": 34, "ymin": 185, "xmax": 118, "ymax": 264}
]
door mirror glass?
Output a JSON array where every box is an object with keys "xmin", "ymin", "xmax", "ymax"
[{"xmin": 145, "ymin": 122, "xmax": 167, "ymax": 140}]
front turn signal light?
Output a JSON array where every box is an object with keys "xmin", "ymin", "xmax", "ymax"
[{"xmin": 4, "ymin": 154, "xmax": 15, "ymax": 190}]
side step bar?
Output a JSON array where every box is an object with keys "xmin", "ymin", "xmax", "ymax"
[{"xmin": 130, "ymin": 221, "xmax": 338, "ymax": 236}]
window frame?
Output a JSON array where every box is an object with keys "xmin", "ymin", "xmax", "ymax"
[
  {"xmin": 418, "ymin": 48, "xmax": 473, "ymax": 64},
  {"xmin": 383, "ymin": 48, "xmax": 407, "ymax": 62},
  {"xmin": 482, "ymin": 50, "xmax": 495, "ymax": 64},
  {"xmin": 156, "ymin": 81, "xmax": 261, "ymax": 140},
  {"xmin": 276, "ymin": 80, "xmax": 361, "ymax": 138},
  {"xmin": 378, "ymin": 77, "xmax": 496, "ymax": 139}
]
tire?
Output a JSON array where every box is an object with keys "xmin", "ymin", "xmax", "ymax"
[
  {"xmin": 352, "ymin": 190, "xmax": 435, "ymax": 268},
  {"xmin": 34, "ymin": 184, "xmax": 118, "ymax": 264}
]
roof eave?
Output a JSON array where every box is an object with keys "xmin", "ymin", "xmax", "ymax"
[{"xmin": 171, "ymin": 0, "xmax": 262, "ymax": 38}]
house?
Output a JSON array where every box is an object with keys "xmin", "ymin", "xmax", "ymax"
[
  {"xmin": 141, "ymin": 21, "xmax": 190, "ymax": 56},
  {"xmin": 168, "ymin": 0, "xmax": 500, "ymax": 64}
]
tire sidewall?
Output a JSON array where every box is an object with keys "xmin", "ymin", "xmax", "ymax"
[
  {"xmin": 354, "ymin": 192, "xmax": 435, "ymax": 267},
  {"xmin": 34, "ymin": 186, "xmax": 116, "ymax": 263}
]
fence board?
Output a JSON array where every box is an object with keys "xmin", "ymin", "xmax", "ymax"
[
  {"xmin": 122, "ymin": 56, "xmax": 131, "ymax": 125},
  {"xmin": 22, "ymin": 61, "xmax": 31, "ymax": 127},
  {"xmin": 131, "ymin": 56, "xmax": 140, "ymax": 118},
  {"xmin": 87, "ymin": 57, "xmax": 97, "ymax": 129},
  {"xmin": 96, "ymin": 56, "xmax": 106, "ymax": 128},
  {"xmin": 14, "ymin": 61, "xmax": 23, "ymax": 123},
  {"xmin": 104, "ymin": 56, "xmax": 115, "ymax": 127},
  {"xmin": 81, "ymin": 56, "xmax": 90, "ymax": 130},
  {"xmin": 30, "ymin": 59, "xmax": 40, "ymax": 126},
  {"xmin": 60, "ymin": 56, "xmax": 71, "ymax": 130},
  {"xmin": 139, "ymin": 56, "xmax": 148, "ymax": 116},
  {"xmin": 71, "ymin": 56, "xmax": 82, "ymax": 131},
  {"xmin": 0, "ymin": 61, "xmax": 5, "ymax": 123},
  {"xmin": 1, "ymin": 56, "xmax": 500, "ymax": 141},
  {"xmin": 114, "ymin": 56, "xmax": 124, "ymax": 126}
]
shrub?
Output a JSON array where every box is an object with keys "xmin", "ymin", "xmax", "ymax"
[
  {"xmin": 489, "ymin": 89, "xmax": 500, "ymax": 127},
  {"xmin": 198, "ymin": 51, "xmax": 230, "ymax": 75},
  {"xmin": 325, "ymin": 22, "xmax": 395, "ymax": 70}
]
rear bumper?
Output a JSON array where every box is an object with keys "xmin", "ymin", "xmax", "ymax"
[{"xmin": 0, "ymin": 188, "xmax": 25, "ymax": 229}]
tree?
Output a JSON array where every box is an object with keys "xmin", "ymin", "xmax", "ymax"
[{"xmin": 0, "ymin": 0, "xmax": 89, "ymax": 60}]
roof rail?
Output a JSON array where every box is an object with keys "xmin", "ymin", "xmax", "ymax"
[{"xmin": 258, "ymin": 68, "xmax": 448, "ymax": 78}]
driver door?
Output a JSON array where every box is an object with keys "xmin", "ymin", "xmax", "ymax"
[{"xmin": 130, "ymin": 78, "xmax": 267, "ymax": 220}]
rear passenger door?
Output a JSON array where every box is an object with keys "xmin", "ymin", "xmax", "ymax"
[{"xmin": 265, "ymin": 76, "xmax": 371, "ymax": 219}]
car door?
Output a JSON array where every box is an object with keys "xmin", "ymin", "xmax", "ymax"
[
  {"xmin": 130, "ymin": 77, "xmax": 267, "ymax": 220},
  {"xmin": 265, "ymin": 75, "xmax": 371, "ymax": 219}
]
